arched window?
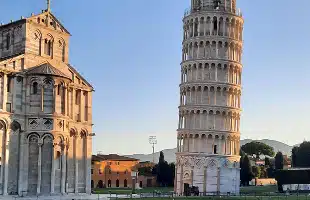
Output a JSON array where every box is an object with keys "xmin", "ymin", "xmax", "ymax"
[
  {"xmin": 44, "ymin": 39, "xmax": 53, "ymax": 56},
  {"xmin": 116, "ymin": 179, "xmax": 119, "ymax": 187},
  {"xmin": 124, "ymin": 179, "xmax": 127, "ymax": 187},
  {"xmin": 33, "ymin": 82, "xmax": 38, "ymax": 94}
]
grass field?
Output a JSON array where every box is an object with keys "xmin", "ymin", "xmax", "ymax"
[
  {"xmin": 134, "ymin": 197, "xmax": 310, "ymax": 200},
  {"xmin": 240, "ymin": 185, "xmax": 278, "ymax": 194},
  {"xmin": 93, "ymin": 187, "xmax": 174, "ymax": 194}
]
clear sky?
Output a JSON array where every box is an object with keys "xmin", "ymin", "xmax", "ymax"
[{"xmin": 2, "ymin": 0, "xmax": 310, "ymax": 155}]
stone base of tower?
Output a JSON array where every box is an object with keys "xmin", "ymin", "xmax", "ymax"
[{"xmin": 175, "ymin": 154, "xmax": 240, "ymax": 196}]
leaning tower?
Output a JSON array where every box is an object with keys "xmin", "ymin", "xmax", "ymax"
[{"xmin": 175, "ymin": 0, "xmax": 243, "ymax": 195}]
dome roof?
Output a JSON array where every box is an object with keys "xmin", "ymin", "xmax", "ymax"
[{"xmin": 25, "ymin": 62, "xmax": 70, "ymax": 79}]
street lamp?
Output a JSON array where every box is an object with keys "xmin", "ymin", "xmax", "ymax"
[{"xmin": 149, "ymin": 136, "xmax": 157, "ymax": 163}]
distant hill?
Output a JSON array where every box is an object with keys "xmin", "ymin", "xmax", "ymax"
[{"xmin": 125, "ymin": 139, "xmax": 293, "ymax": 163}]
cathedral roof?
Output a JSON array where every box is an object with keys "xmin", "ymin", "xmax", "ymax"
[
  {"xmin": 94, "ymin": 154, "xmax": 139, "ymax": 161},
  {"xmin": 25, "ymin": 62, "xmax": 71, "ymax": 79}
]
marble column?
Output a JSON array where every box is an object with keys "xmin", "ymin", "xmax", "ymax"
[
  {"xmin": 18, "ymin": 131, "xmax": 24, "ymax": 196},
  {"xmin": 50, "ymin": 146, "xmax": 55, "ymax": 194},
  {"xmin": 61, "ymin": 144, "xmax": 66, "ymax": 194},
  {"xmin": 63, "ymin": 86, "xmax": 67, "ymax": 116},
  {"xmin": 74, "ymin": 137, "xmax": 78, "ymax": 193},
  {"xmin": 3, "ymin": 129, "xmax": 11, "ymax": 195},
  {"xmin": 37, "ymin": 142, "xmax": 43, "ymax": 194}
]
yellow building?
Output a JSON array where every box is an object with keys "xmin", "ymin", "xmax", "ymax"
[{"xmin": 91, "ymin": 154, "xmax": 139, "ymax": 188}]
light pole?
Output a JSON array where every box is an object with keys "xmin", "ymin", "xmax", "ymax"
[{"xmin": 149, "ymin": 136, "xmax": 157, "ymax": 163}]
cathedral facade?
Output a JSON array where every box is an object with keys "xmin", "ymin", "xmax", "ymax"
[{"xmin": 0, "ymin": 7, "xmax": 93, "ymax": 196}]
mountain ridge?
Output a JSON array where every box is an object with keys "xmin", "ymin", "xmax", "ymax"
[{"xmin": 125, "ymin": 139, "xmax": 294, "ymax": 163}]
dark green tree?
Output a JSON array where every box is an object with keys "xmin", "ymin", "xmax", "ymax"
[
  {"xmin": 275, "ymin": 152, "xmax": 284, "ymax": 170},
  {"xmin": 240, "ymin": 155, "xmax": 253, "ymax": 186},
  {"xmin": 252, "ymin": 166, "xmax": 261, "ymax": 178},
  {"xmin": 156, "ymin": 151, "xmax": 175, "ymax": 187},
  {"xmin": 291, "ymin": 146, "xmax": 298, "ymax": 167},
  {"xmin": 293, "ymin": 142, "xmax": 310, "ymax": 167},
  {"xmin": 265, "ymin": 157, "xmax": 271, "ymax": 167},
  {"xmin": 241, "ymin": 142, "xmax": 275, "ymax": 159}
]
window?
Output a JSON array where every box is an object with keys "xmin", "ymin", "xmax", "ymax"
[
  {"xmin": 13, "ymin": 61, "xmax": 16, "ymax": 69},
  {"xmin": 7, "ymin": 77, "xmax": 12, "ymax": 93},
  {"xmin": 91, "ymin": 169, "xmax": 93, "ymax": 174},
  {"xmin": 117, "ymin": 171, "xmax": 119, "ymax": 175},
  {"xmin": 99, "ymin": 169, "xmax": 103, "ymax": 174},
  {"xmin": 124, "ymin": 170, "xmax": 128, "ymax": 175},
  {"xmin": 6, "ymin": 34, "xmax": 10, "ymax": 50},
  {"xmin": 124, "ymin": 179, "xmax": 128, "ymax": 187},
  {"xmin": 116, "ymin": 179, "xmax": 119, "ymax": 187},
  {"xmin": 6, "ymin": 103, "xmax": 11, "ymax": 113},
  {"xmin": 75, "ymin": 90, "xmax": 81, "ymax": 105},
  {"xmin": 44, "ymin": 39, "xmax": 52, "ymax": 56},
  {"xmin": 108, "ymin": 180, "xmax": 111, "ymax": 188},
  {"xmin": 57, "ymin": 84, "xmax": 61, "ymax": 95},
  {"xmin": 33, "ymin": 82, "xmax": 38, "ymax": 94},
  {"xmin": 214, "ymin": 145, "xmax": 218, "ymax": 154}
]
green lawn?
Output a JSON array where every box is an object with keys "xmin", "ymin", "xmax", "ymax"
[
  {"xmin": 93, "ymin": 187, "xmax": 174, "ymax": 194},
  {"xmin": 240, "ymin": 185, "xmax": 278, "ymax": 194},
  {"xmin": 135, "ymin": 197, "xmax": 310, "ymax": 200}
]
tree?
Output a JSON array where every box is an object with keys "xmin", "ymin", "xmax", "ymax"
[
  {"xmin": 156, "ymin": 151, "xmax": 175, "ymax": 187},
  {"xmin": 265, "ymin": 157, "xmax": 271, "ymax": 167},
  {"xmin": 241, "ymin": 142, "xmax": 275, "ymax": 159},
  {"xmin": 138, "ymin": 166, "xmax": 153, "ymax": 176},
  {"xmin": 292, "ymin": 142, "xmax": 310, "ymax": 167},
  {"xmin": 275, "ymin": 152, "xmax": 284, "ymax": 170},
  {"xmin": 240, "ymin": 155, "xmax": 253, "ymax": 186},
  {"xmin": 291, "ymin": 146, "xmax": 298, "ymax": 167},
  {"xmin": 252, "ymin": 166, "xmax": 261, "ymax": 179}
]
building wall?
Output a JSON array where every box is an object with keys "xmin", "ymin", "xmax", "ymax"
[
  {"xmin": 91, "ymin": 160, "xmax": 139, "ymax": 188},
  {"xmin": 0, "ymin": 10, "xmax": 93, "ymax": 196}
]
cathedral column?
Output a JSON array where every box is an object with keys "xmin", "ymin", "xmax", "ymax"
[
  {"xmin": 75, "ymin": 137, "xmax": 78, "ymax": 194},
  {"xmin": 85, "ymin": 136, "xmax": 92, "ymax": 194},
  {"xmin": 37, "ymin": 141, "xmax": 43, "ymax": 194},
  {"xmin": 2, "ymin": 73, "xmax": 7, "ymax": 111},
  {"xmin": 3, "ymin": 129, "xmax": 12, "ymax": 195},
  {"xmin": 18, "ymin": 131, "xmax": 24, "ymax": 195},
  {"xmin": 53, "ymin": 84, "xmax": 57, "ymax": 113},
  {"xmin": 72, "ymin": 89, "xmax": 76, "ymax": 119},
  {"xmin": 51, "ymin": 145, "xmax": 55, "ymax": 194},
  {"xmin": 61, "ymin": 144, "xmax": 66, "ymax": 194},
  {"xmin": 64, "ymin": 86, "xmax": 67, "ymax": 116}
]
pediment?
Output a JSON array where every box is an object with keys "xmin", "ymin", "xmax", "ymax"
[{"xmin": 27, "ymin": 11, "xmax": 71, "ymax": 35}]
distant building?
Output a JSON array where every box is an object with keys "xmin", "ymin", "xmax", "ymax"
[{"xmin": 91, "ymin": 154, "xmax": 139, "ymax": 188}]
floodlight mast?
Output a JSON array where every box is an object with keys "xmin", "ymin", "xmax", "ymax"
[{"xmin": 149, "ymin": 136, "xmax": 157, "ymax": 163}]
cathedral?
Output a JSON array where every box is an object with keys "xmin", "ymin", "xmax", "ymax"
[{"xmin": 0, "ymin": 4, "xmax": 93, "ymax": 196}]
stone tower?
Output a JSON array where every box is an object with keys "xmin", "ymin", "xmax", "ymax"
[
  {"xmin": 0, "ymin": 4, "xmax": 93, "ymax": 197},
  {"xmin": 175, "ymin": 0, "xmax": 243, "ymax": 195}
]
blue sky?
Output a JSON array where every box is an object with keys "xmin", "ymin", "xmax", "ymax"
[{"xmin": 2, "ymin": 0, "xmax": 310, "ymax": 155}]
